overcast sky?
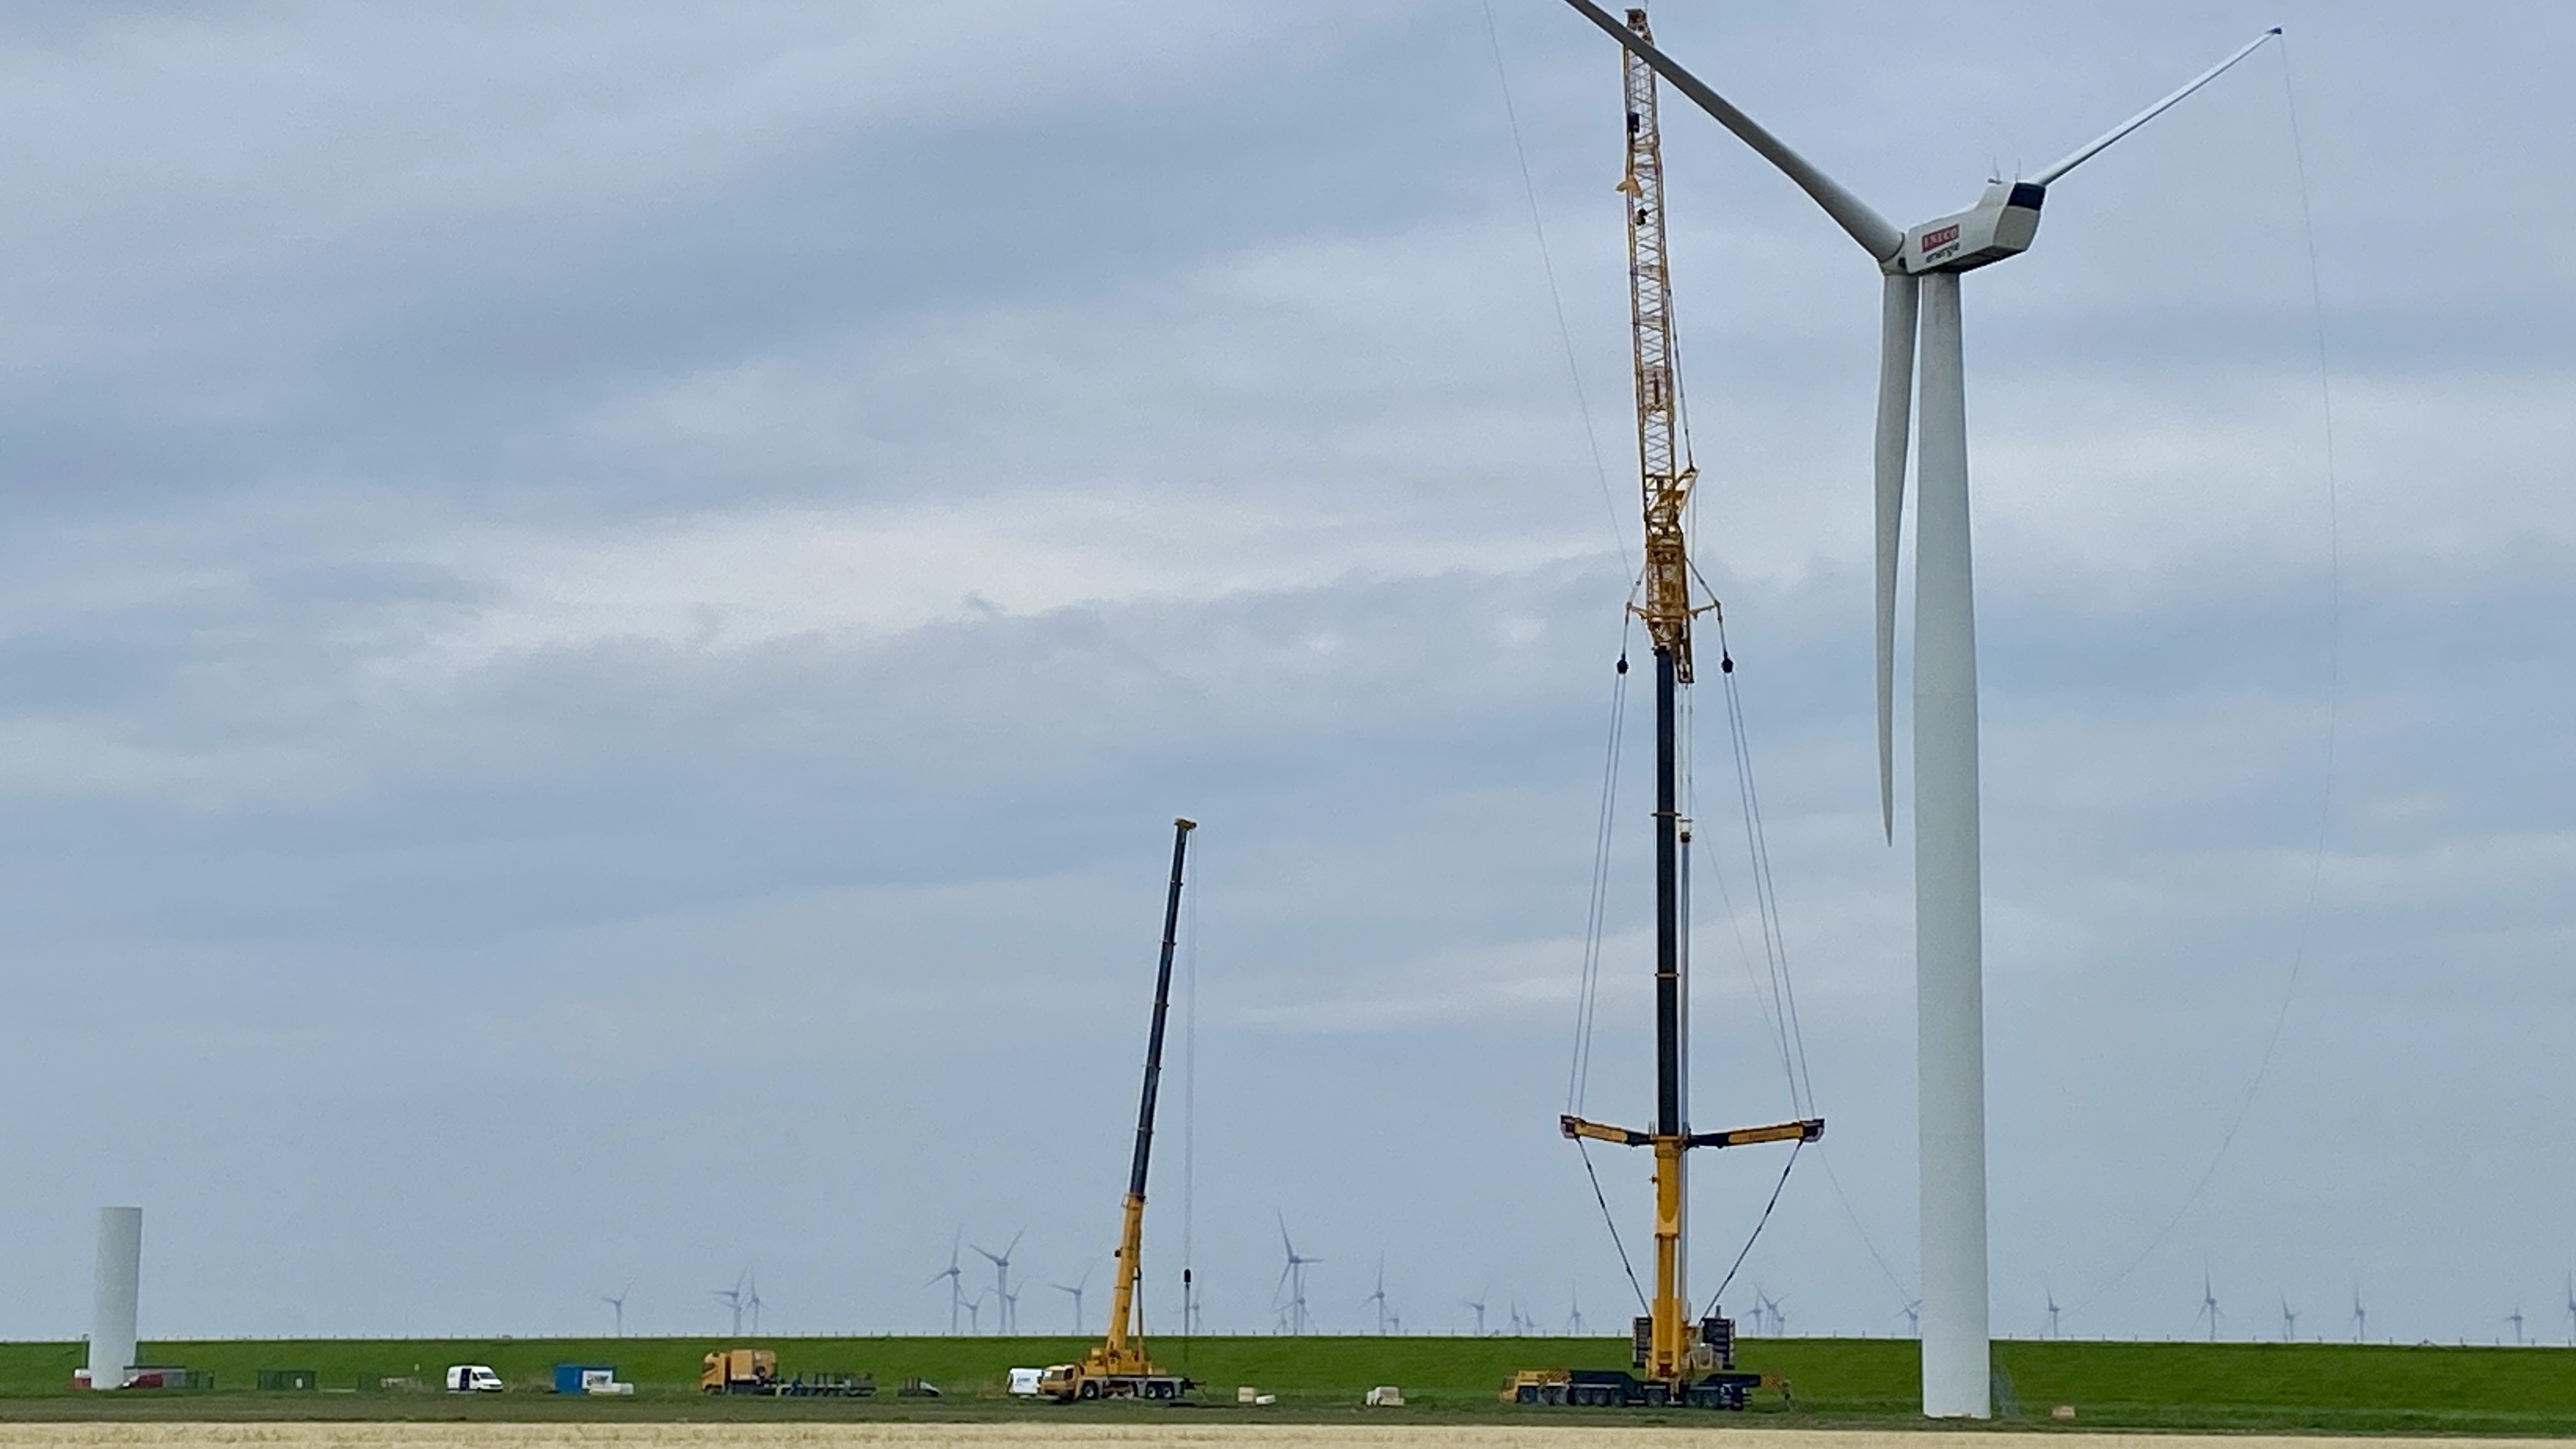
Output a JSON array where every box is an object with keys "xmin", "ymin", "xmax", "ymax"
[{"xmin": 4, "ymin": 0, "xmax": 2572, "ymax": 1351}]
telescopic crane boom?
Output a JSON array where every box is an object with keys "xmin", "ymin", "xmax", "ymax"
[{"xmin": 1036, "ymin": 818, "xmax": 1196, "ymax": 1404}]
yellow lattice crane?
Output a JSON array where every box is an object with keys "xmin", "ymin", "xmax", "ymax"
[{"xmin": 1510, "ymin": 7, "xmax": 1821, "ymax": 1413}]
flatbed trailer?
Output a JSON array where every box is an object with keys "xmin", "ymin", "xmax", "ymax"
[{"xmin": 1506, "ymin": 1367, "xmax": 1763, "ymax": 1409}]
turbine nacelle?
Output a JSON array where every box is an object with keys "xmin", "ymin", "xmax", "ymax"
[{"xmin": 1895, "ymin": 182, "xmax": 2047, "ymax": 276}]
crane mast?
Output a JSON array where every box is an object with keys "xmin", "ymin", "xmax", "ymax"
[{"xmin": 1549, "ymin": 6, "xmax": 1821, "ymax": 1407}]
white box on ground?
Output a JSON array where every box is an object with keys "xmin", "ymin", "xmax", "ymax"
[
  {"xmin": 1008, "ymin": 1368, "xmax": 1044, "ymax": 1396},
  {"xmin": 1365, "ymin": 1385, "xmax": 1405, "ymax": 1407}
]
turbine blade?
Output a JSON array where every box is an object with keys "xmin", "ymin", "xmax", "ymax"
[
  {"xmin": 1555, "ymin": 0, "xmax": 1901, "ymax": 261},
  {"xmin": 1874, "ymin": 271, "xmax": 1919, "ymax": 841},
  {"xmin": 2032, "ymin": 29, "xmax": 2282, "ymax": 187}
]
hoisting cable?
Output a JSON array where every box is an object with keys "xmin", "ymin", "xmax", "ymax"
[
  {"xmin": 1482, "ymin": 0, "xmax": 1633, "ymax": 581},
  {"xmin": 2067, "ymin": 33, "xmax": 2342, "ymax": 1322},
  {"xmin": 1705, "ymin": 613, "xmax": 1910, "ymax": 1300},
  {"xmin": 1567, "ymin": 612, "xmax": 1634, "ymax": 1113},
  {"xmin": 1567, "ymin": 622, "xmax": 1651, "ymax": 1315},
  {"xmin": 1703, "ymin": 608, "xmax": 1816, "ymax": 1118},
  {"xmin": 1703, "ymin": 1138, "xmax": 1804, "ymax": 1316},
  {"xmin": 1581, "ymin": 1140, "xmax": 1652, "ymax": 1315}
]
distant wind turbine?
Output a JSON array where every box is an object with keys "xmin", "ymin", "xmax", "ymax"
[
  {"xmin": 2563, "ymin": 1275, "xmax": 2575, "ymax": 1347},
  {"xmin": 2349, "ymin": 1287, "xmax": 2368, "ymax": 1344},
  {"xmin": 2195, "ymin": 1273, "xmax": 2223, "ymax": 1343},
  {"xmin": 2280, "ymin": 1295, "xmax": 2298, "ymax": 1343},
  {"xmin": 971, "ymin": 1230, "xmax": 1024, "ymax": 1335},
  {"xmin": 926, "ymin": 1232, "xmax": 967, "ymax": 1335},
  {"xmin": 1566, "ymin": 1284, "xmax": 1587, "ymax": 1337},
  {"xmin": 1463, "ymin": 1293, "xmax": 1489, "ymax": 1337},
  {"xmin": 1361, "ymin": 1257, "xmax": 1391, "ymax": 1336},
  {"xmin": 2506, "ymin": 1305, "xmax": 2526, "ymax": 1347},
  {"xmin": 600, "ymin": 1283, "xmax": 631, "ymax": 1338},
  {"xmin": 743, "ymin": 1269, "xmax": 763, "ymax": 1337},
  {"xmin": 1273, "ymin": 1215, "xmax": 1319, "ymax": 1335},
  {"xmin": 963, "ymin": 1291, "xmax": 985, "ymax": 1336},
  {"xmin": 1896, "ymin": 1298, "xmax": 1922, "ymax": 1337},
  {"xmin": 713, "ymin": 1273, "xmax": 746, "ymax": 1337},
  {"xmin": 2044, "ymin": 1289, "xmax": 2060, "ymax": 1340},
  {"xmin": 1754, "ymin": 1288, "xmax": 1784, "ymax": 1338},
  {"xmin": 1051, "ymin": 1264, "xmax": 1094, "ymax": 1335}
]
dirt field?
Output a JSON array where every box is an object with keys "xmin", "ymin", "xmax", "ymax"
[{"xmin": 1, "ymin": 1430, "xmax": 2569, "ymax": 1449}]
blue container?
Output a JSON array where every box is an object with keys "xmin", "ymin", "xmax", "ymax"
[{"xmin": 552, "ymin": 1363, "xmax": 614, "ymax": 1395}]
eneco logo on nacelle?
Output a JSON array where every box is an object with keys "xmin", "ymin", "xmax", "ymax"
[{"xmin": 1920, "ymin": 224, "xmax": 1960, "ymax": 253}]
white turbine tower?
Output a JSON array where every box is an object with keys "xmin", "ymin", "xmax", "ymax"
[{"xmin": 1556, "ymin": 2, "xmax": 2280, "ymax": 1416}]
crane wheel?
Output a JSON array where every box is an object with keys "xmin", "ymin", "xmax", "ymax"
[{"xmin": 1078, "ymin": 1381, "xmax": 1100, "ymax": 1401}]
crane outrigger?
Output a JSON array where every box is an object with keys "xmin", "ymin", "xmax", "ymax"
[{"xmin": 1036, "ymin": 818, "xmax": 1197, "ymax": 1403}]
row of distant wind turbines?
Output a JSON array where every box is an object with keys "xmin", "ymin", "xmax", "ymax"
[
  {"xmin": 584, "ymin": 1264, "xmax": 2576, "ymax": 1345},
  {"xmin": 2174, "ymin": 1274, "xmax": 2576, "ymax": 1348}
]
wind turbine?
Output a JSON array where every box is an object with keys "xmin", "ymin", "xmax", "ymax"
[
  {"xmin": 2195, "ymin": 1272, "xmax": 2224, "ymax": 1343},
  {"xmin": 1273, "ymin": 1216, "xmax": 1319, "ymax": 1335},
  {"xmin": 1566, "ymin": 1284, "xmax": 1588, "ymax": 1337},
  {"xmin": 2044, "ymin": 1289, "xmax": 2060, "ymax": 1340},
  {"xmin": 600, "ymin": 1283, "xmax": 631, "ymax": 1338},
  {"xmin": 743, "ymin": 1269, "xmax": 763, "ymax": 1337},
  {"xmin": 1896, "ymin": 1298, "xmax": 1922, "ymax": 1337},
  {"xmin": 2280, "ymin": 1295, "xmax": 2298, "ymax": 1342},
  {"xmin": 1051, "ymin": 1264, "xmax": 1095, "ymax": 1335},
  {"xmin": 713, "ymin": 1274, "xmax": 746, "ymax": 1337},
  {"xmin": 1556, "ymin": 1, "xmax": 2281, "ymax": 1416},
  {"xmin": 926, "ymin": 1232, "xmax": 967, "ymax": 1335},
  {"xmin": 963, "ymin": 1291, "xmax": 986, "ymax": 1336},
  {"xmin": 2349, "ymin": 1287, "xmax": 2368, "ymax": 1344},
  {"xmin": 2563, "ymin": 1275, "xmax": 2575, "ymax": 1347},
  {"xmin": 1463, "ymin": 1293, "xmax": 1489, "ymax": 1337},
  {"xmin": 1362, "ymin": 1257, "xmax": 1391, "ymax": 1336},
  {"xmin": 1754, "ymin": 1289, "xmax": 1785, "ymax": 1338},
  {"xmin": 972, "ymin": 1230, "xmax": 1024, "ymax": 1335},
  {"xmin": 2506, "ymin": 1305, "xmax": 2526, "ymax": 1347}
]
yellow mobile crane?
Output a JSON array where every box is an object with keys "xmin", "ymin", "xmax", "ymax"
[
  {"xmin": 1036, "ymin": 819, "xmax": 1196, "ymax": 1403},
  {"xmin": 1508, "ymin": 8, "xmax": 1821, "ymax": 1412}
]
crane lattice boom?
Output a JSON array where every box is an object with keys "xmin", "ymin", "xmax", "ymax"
[{"xmin": 1621, "ymin": 7, "xmax": 1699, "ymax": 680}]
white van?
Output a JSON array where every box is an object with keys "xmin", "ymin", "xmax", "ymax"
[{"xmin": 446, "ymin": 1365, "xmax": 504, "ymax": 1393}]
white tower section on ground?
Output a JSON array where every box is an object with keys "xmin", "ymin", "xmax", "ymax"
[{"xmin": 88, "ymin": 1206, "xmax": 142, "ymax": 1391}]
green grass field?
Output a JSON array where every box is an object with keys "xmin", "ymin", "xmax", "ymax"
[{"xmin": 3, "ymin": 1335, "xmax": 2572, "ymax": 1434}]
